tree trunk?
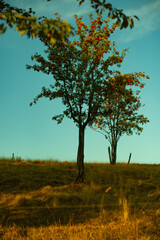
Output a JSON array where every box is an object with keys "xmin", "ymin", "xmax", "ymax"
[
  {"xmin": 76, "ymin": 126, "xmax": 85, "ymax": 183},
  {"xmin": 108, "ymin": 146, "xmax": 111, "ymax": 164},
  {"xmin": 110, "ymin": 140, "xmax": 117, "ymax": 165}
]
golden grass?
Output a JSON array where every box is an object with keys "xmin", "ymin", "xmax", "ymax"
[
  {"xmin": 0, "ymin": 158, "xmax": 159, "ymax": 239},
  {"xmin": 0, "ymin": 208, "xmax": 157, "ymax": 240}
]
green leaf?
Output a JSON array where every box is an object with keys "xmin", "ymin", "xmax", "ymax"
[
  {"xmin": 0, "ymin": 23, "xmax": 4, "ymax": 30},
  {"xmin": 13, "ymin": 12, "xmax": 25, "ymax": 19},
  {"xmin": 116, "ymin": 19, "xmax": 121, "ymax": 27},
  {"xmin": 0, "ymin": 13, "xmax": 6, "ymax": 19},
  {"xmin": 31, "ymin": 32, "xmax": 36, "ymax": 38},
  {"xmin": 0, "ymin": 27, "xmax": 7, "ymax": 34},
  {"xmin": 120, "ymin": 18, "xmax": 128, "ymax": 29},
  {"xmin": 134, "ymin": 15, "xmax": 140, "ymax": 21},
  {"xmin": 128, "ymin": 17, "xmax": 134, "ymax": 29},
  {"xmin": 19, "ymin": 29, "xmax": 27, "ymax": 35},
  {"xmin": 104, "ymin": 3, "xmax": 112, "ymax": 11},
  {"xmin": 50, "ymin": 37, "xmax": 56, "ymax": 46}
]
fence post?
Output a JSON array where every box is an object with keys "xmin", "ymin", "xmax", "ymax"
[
  {"xmin": 12, "ymin": 153, "xmax": 15, "ymax": 160},
  {"xmin": 128, "ymin": 153, "xmax": 132, "ymax": 164}
]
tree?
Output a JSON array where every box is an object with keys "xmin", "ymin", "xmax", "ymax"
[
  {"xmin": 91, "ymin": 71, "xmax": 149, "ymax": 164},
  {"xmin": 26, "ymin": 12, "xmax": 128, "ymax": 182},
  {"xmin": 0, "ymin": 0, "xmax": 138, "ymax": 47}
]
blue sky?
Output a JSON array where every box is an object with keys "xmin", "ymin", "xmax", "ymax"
[{"xmin": 0, "ymin": 0, "xmax": 160, "ymax": 163}]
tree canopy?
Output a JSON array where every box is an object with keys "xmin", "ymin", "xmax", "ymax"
[
  {"xmin": 0, "ymin": 0, "xmax": 72, "ymax": 45},
  {"xmin": 91, "ymin": 71, "xmax": 149, "ymax": 164},
  {"xmin": 77, "ymin": 0, "xmax": 139, "ymax": 29},
  {"xmin": 0, "ymin": 0, "xmax": 139, "ymax": 46}
]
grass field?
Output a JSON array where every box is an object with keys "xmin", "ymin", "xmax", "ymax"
[{"xmin": 0, "ymin": 157, "xmax": 159, "ymax": 239}]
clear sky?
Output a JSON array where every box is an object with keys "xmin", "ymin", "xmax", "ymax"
[{"xmin": 0, "ymin": 0, "xmax": 160, "ymax": 164}]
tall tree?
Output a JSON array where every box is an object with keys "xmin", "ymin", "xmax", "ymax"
[
  {"xmin": 0, "ymin": 0, "xmax": 138, "ymax": 46},
  {"xmin": 26, "ymin": 12, "xmax": 129, "ymax": 182},
  {"xmin": 91, "ymin": 71, "xmax": 149, "ymax": 164}
]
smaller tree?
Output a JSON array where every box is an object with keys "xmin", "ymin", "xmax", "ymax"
[{"xmin": 91, "ymin": 71, "xmax": 149, "ymax": 164}]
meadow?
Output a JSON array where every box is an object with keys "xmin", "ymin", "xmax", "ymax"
[{"xmin": 0, "ymin": 157, "xmax": 159, "ymax": 239}]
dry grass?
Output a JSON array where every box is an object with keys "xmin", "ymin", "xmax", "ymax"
[
  {"xmin": 0, "ymin": 158, "xmax": 159, "ymax": 239},
  {"xmin": 0, "ymin": 208, "xmax": 158, "ymax": 240}
]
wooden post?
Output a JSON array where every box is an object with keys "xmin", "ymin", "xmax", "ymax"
[
  {"xmin": 128, "ymin": 153, "xmax": 132, "ymax": 164},
  {"xmin": 108, "ymin": 146, "xmax": 111, "ymax": 164}
]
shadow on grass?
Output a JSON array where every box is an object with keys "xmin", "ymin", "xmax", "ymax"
[
  {"xmin": 0, "ymin": 159, "xmax": 159, "ymax": 235},
  {"xmin": 0, "ymin": 205, "xmax": 105, "ymax": 227}
]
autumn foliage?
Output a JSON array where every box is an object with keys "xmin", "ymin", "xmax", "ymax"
[
  {"xmin": 0, "ymin": 0, "xmax": 139, "ymax": 42},
  {"xmin": 91, "ymin": 71, "xmax": 149, "ymax": 164}
]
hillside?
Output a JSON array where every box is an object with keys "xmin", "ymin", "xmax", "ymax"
[{"xmin": 0, "ymin": 158, "xmax": 159, "ymax": 239}]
